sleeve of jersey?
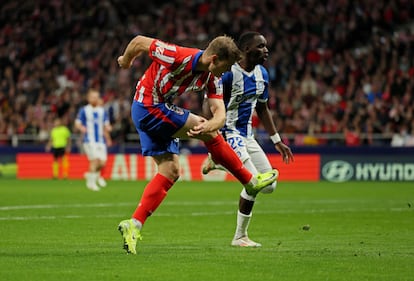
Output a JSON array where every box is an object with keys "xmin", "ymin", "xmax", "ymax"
[
  {"xmin": 258, "ymin": 66, "xmax": 270, "ymax": 103},
  {"xmin": 148, "ymin": 39, "xmax": 179, "ymax": 68},
  {"xmin": 221, "ymin": 72, "xmax": 233, "ymax": 100},
  {"xmin": 75, "ymin": 108, "xmax": 85, "ymax": 125},
  {"xmin": 103, "ymin": 111, "xmax": 110, "ymax": 125},
  {"xmin": 205, "ymin": 76, "xmax": 223, "ymax": 99}
]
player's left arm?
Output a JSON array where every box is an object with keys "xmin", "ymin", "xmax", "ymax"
[
  {"xmin": 256, "ymin": 101, "xmax": 293, "ymax": 164},
  {"xmin": 204, "ymin": 97, "xmax": 226, "ymax": 132},
  {"xmin": 202, "ymin": 75, "xmax": 227, "ymax": 132},
  {"xmin": 189, "ymin": 96, "xmax": 226, "ymax": 137}
]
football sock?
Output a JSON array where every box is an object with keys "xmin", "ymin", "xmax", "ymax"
[
  {"xmin": 52, "ymin": 161, "xmax": 59, "ymax": 178},
  {"xmin": 99, "ymin": 164, "xmax": 106, "ymax": 178},
  {"xmin": 234, "ymin": 210, "xmax": 252, "ymax": 239},
  {"xmin": 84, "ymin": 172, "xmax": 90, "ymax": 182},
  {"xmin": 85, "ymin": 172, "xmax": 98, "ymax": 186},
  {"xmin": 91, "ymin": 171, "xmax": 99, "ymax": 183},
  {"xmin": 241, "ymin": 188, "xmax": 256, "ymax": 202},
  {"xmin": 131, "ymin": 218, "xmax": 143, "ymax": 230},
  {"xmin": 62, "ymin": 155, "xmax": 69, "ymax": 178},
  {"xmin": 204, "ymin": 135, "xmax": 252, "ymax": 185},
  {"xmin": 132, "ymin": 173, "xmax": 174, "ymax": 225}
]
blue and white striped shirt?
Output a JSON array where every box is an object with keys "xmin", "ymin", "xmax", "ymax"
[
  {"xmin": 221, "ymin": 63, "xmax": 269, "ymax": 137},
  {"xmin": 76, "ymin": 105, "xmax": 110, "ymax": 144}
]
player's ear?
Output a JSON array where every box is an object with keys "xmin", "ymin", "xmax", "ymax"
[{"xmin": 210, "ymin": 54, "xmax": 218, "ymax": 64}]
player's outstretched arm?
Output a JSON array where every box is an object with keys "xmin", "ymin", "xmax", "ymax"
[{"xmin": 118, "ymin": 35, "xmax": 154, "ymax": 69}]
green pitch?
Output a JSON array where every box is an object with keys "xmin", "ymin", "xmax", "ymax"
[{"xmin": 0, "ymin": 179, "xmax": 413, "ymax": 281}]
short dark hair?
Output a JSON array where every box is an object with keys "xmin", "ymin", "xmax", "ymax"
[{"xmin": 237, "ymin": 31, "xmax": 261, "ymax": 50}]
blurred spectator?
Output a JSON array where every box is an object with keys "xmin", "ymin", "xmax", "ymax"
[
  {"xmin": 405, "ymin": 127, "xmax": 414, "ymax": 147},
  {"xmin": 0, "ymin": 0, "xmax": 414, "ymax": 148},
  {"xmin": 391, "ymin": 123, "xmax": 414, "ymax": 147},
  {"xmin": 344, "ymin": 125, "xmax": 361, "ymax": 146}
]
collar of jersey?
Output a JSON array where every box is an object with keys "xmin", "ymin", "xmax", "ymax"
[
  {"xmin": 235, "ymin": 62, "xmax": 256, "ymax": 76},
  {"xmin": 192, "ymin": 51, "xmax": 204, "ymax": 73}
]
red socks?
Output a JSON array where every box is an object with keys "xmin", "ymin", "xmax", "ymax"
[
  {"xmin": 132, "ymin": 173, "xmax": 174, "ymax": 224},
  {"xmin": 204, "ymin": 135, "xmax": 252, "ymax": 184}
]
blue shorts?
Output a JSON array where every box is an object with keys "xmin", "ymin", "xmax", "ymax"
[{"xmin": 131, "ymin": 101, "xmax": 190, "ymax": 156}]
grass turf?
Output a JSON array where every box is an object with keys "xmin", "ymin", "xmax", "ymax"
[{"xmin": 0, "ymin": 179, "xmax": 413, "ymax": 281}]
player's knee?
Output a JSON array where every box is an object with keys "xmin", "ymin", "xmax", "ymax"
[
  {"xmin": 260, "ymin": 181, "xmax": 277, "ymax": 194},
  {"xmin": 164, "ymin": 166, "xmax": 180, "ymax": 182},
  {"xmin": 171, "ymin": 171, "xmax": 180, "ymax": 182},
  {"xmin": 98, "ymin": 160, "xmax": 106, "ymax": 169}
]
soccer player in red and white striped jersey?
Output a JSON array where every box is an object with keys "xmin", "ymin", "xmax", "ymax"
[{"xmin": 116, "ymin": 35, "xmax": 278, "ymax": 254}]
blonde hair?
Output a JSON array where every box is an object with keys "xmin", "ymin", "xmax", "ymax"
[{"xmin": 205, "ymin": 35, "xmax": 241, "ymax": 63}]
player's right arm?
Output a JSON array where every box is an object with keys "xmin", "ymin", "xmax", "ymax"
[{"xmin": 118, "ymin": 35, "xmax": 154, "ymax": 69}]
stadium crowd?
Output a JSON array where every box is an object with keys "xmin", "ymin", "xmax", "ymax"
[{"xmin": 1, "ymin": 0, "xmax": 414, "ymax": 148}]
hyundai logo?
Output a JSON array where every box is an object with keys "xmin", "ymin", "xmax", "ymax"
[{"xmin": 322, "ymin": 160, "xmax": 354, "ymax": 182}]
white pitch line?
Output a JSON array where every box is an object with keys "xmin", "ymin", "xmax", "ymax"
[
  {"xmin": 0, "ymin": 202, "xmax": 133, "ymax": 211},
  {"xmin": 0, "ymin": 201, "xmax": 238, "ymax": 211},
  {"xmin": 0, "ymin": 208, "xmax": 410, "ymax": 221},
  {"xmin": 0, "ymin": 199, "xmax": 405, "ymax": 211}
]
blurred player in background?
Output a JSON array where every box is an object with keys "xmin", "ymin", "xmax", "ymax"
[
  {"xmin": 202, "ymin": 31, "xmax": 294, "ymax": 247},
  {"xmin": 46, "ymin": 118, "xmax": 71, "ymax": 179},
  {"xmin": 75, "ymin": 89, "xmax": 112, "ymax": 191},
  {"xmin": 116, "ymin": 34, "xmax": 278, "ymax": 254}
]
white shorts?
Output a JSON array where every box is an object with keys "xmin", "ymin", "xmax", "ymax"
[
  {"xmin": 225, "ymin": 133, "xmax": 272, "ymax": 174},
  {"xmin": 83, "ymin": 143, "xmax": 107, "ymax": 161},
  {"xmin": 225, "ymin": 133, "xmax": 275, "ymax": 194}
]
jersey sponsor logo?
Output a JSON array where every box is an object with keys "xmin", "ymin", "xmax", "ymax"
[
  {"xmin": 234, "ymin": 93, "xmax": 255, "ymax": 104},
  {"xmin": 322, "ymin": 160, "xmax": 354, "ymax": 182}
]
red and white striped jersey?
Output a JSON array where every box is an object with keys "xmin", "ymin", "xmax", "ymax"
[{"xmin": 133, "ymin": 39, "xmax": 223, "ymax": 105}]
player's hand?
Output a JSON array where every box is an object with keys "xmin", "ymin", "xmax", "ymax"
[
  {"xmin": 275, "ymin": 142, "xmax": 294, "ymax": 164},
  {"xmin": 106, "ymin": 138, "xmax": 113, "ymax": 147},
  {"xmin": 187, "ymin": 117, "xmax": 209, "ymax": 137},
  {"xmin": 117, "ymin": 56, "xmax": 132, "ymax": 69}
]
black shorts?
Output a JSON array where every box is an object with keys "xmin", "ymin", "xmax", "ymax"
[{"xmin": 52, "ymin": 147, "xmax": 65, "ymax": 159}]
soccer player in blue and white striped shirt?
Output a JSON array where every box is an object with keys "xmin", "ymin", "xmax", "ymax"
[
  {"xmin": 75, "ymin": 89, "xmax": 112, "ymax": 191},
  {"xmin": 203, "ymin": 32, "xmax": 294, "ymax": 247}
]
